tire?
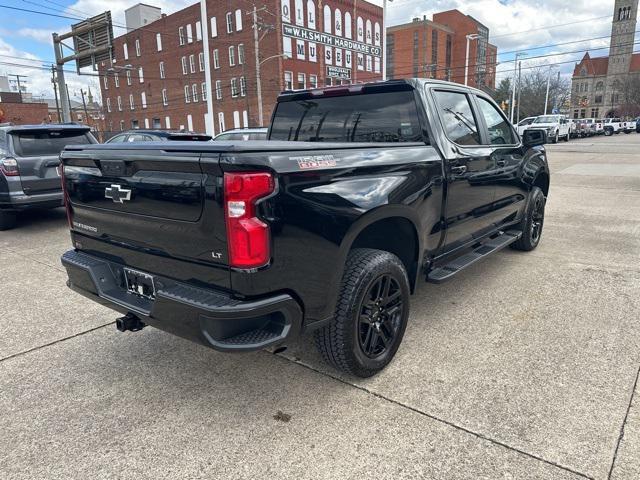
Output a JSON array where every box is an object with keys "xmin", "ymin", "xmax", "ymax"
[
  {"xmin": 0, "ymin": 211, "xmax": 17, "ymax": 231},
  {"xmin": 552, "ymin": 131, "xmax": 559, "ymax": 143},
  {"xmin": 511, "ymin": 187, "xmax": 546, "ymax": 252},
  {"xmin": 605, "ymin": 128, "xmax": 613, "ymax": 136},
  {"xmin": 314, "ymin": 248, "xmax": 410, "ymax": 378},
  {"xmin": 564, "ymin": 132, "xmax": 569, "ymax": 142}
]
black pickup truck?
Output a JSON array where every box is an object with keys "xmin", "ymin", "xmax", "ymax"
[{"xmin": 60, "ymin": 79, "xmax": 549, "ymax": 377}]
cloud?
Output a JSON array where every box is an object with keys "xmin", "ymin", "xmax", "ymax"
[{"xmin": 17, "ymin": 28, "xmax": 53, "ymax": 45}]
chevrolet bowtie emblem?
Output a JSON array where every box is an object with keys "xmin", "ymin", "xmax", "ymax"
[{"xmin": 105, "ymin": 184, "xmax": 132, "ymax": 203}]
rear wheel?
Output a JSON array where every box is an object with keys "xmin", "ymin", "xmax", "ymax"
[
  {"xmin": 552, "ymin": 131, "xmax": 559, "ymax": 143},
  {"xmin": 314, "ymin": 248, "xmax": 410, "ymax": 378},
  {"xmin": 564, "ymin": 132, "xmax": 569, "ymax": 142},
  {"xmin": 511, "ymin": 187, "xmax": 546, "ymax": 252},
  {"xmin": 605, "ymin": 128, "xmax": 613, "ymax": 136},
  {"xmin": 0, "ymin": 211, "xmax": 17, "ymax": 231}
]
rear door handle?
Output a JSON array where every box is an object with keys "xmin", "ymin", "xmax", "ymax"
[
  {"xmin": 451, "ymin": 165, "xmax": 467, "ymax": 174},
  {"xmin": 496, "ymin": 160, "xmax": 507, "ymax": 167}
]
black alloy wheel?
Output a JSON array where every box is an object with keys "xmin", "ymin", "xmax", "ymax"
[{"xmin": 357, "ymin": 274, "xmax": 404, "ymax": 358}]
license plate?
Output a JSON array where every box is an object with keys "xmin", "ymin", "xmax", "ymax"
[{"xmin": 124, "ymin": 268, "xmax": 156, "ymax": 299}]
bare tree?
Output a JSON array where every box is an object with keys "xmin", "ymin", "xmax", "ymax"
[{"xmin": 617, "ymin": 75, "xmax": 640, "ymax": 118}]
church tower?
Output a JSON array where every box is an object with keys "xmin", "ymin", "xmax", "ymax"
[{"xmin": 607, "ymin": 0, "xmax": 638, "ymax": 76}]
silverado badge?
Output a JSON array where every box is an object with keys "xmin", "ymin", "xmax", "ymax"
[{"xmin": 105, "ymin": 184, "xmax": 132, "ymax": 204}]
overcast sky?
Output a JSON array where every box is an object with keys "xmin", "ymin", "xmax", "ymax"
[{"xmin": 0, "ymin": 0, "xmax": 622, "ymax": 102}]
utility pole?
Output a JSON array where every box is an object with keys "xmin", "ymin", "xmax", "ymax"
[
  {"xmin": 52, "ymin": 33, "xmax": 71, "ymax": 123},
  {"xmin": 200, "ymin": 0, "xmax": 215, "ymax": 136},
  {"xmin": 510, "ymin": 52, "xmax": 527, "ymax": 123},
  {"xmin": 253, "ymin": 6, "xmax": 264, "ymax": 127},
  {"xmin": 80, "ymin": 89, "xmax": 89, "ymax": 124},
  {"xmin": 65, "ymin": 84, "xmax": 73, "ymax": 121},
  {"xmin": 544, "ymin": 66, "xmax": 552, "ymax": 116},
  {"xmin": 516, "ymin": 61, "xmax": 522, "ymax": 123},
  {"xmin": 50, "ymin": 65, "xmax": 61, "ymax": 121}
]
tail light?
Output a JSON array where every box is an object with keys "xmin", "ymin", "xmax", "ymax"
[
  {"xmin": 60, "ymin": 163, "xmax": 73, "ymax": 229},
  {"xmin": 0, "ymin": 158, "xmax": 19, "ymax": 176},
  {"xmin": 224, "ymin": 172, "xmax": 275, "ymax": 269}
]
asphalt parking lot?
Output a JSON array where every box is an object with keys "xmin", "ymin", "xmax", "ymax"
[{"xmin": 1, "ymin": 134, "xmax": 639, "ymax": 480}]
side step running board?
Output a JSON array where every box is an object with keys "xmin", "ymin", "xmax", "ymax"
[{"xmin": 427, "ymin": 230, "xmax": 522, "ymax": 283}]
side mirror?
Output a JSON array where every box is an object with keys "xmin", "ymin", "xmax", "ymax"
[{"xmin": 522, "ymin": 129, "xmax": 546, "ymax": 147}]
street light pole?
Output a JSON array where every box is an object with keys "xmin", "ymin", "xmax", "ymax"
[
  {"xmin": 544, "ymin": 66, "xmax": 552, "ymax": 115},
  {"xmin": 464, "ymin": 34, "xmax": 480, "ymax": 86},
  {"xmin": 382, "ymin": 0, "xmax": 393, "ymax": 81},
  {"xmin": 510, "ymin": 52, "xmax": 527, "ymax": 123}
]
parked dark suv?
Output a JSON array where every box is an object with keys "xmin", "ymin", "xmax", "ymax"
[{"xmin": 0, "ymin": 124, "xmax": 97, "ymax": 230}]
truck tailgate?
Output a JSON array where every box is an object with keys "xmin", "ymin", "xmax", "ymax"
[{"xmin": 61, "ymin": 147, "xmax": 230, "ymax": 288}]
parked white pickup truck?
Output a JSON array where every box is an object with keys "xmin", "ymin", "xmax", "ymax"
[
  {"xmin": 603, "ymin": 118, "xmax": 623, "ymax": 136},
  {"xmin": 526, "ymin": 115, "xmax": 571, "ymax": 143},
  {"xmin": 623, "ymin": 119, "xmax": 637, "ymax": 133},
  {"xmin": 515, "ymin": 116, "xmax": 537, "ymax": 136}
]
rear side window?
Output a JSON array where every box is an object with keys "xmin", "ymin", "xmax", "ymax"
[
  {"xmin": 270, "ymin": 91, "xmax": 424, "ymax": 143},
  {"xmin": 433, "ymin": 90, "xmax": 480, "ymax": 146},
  {"xmin": 11, "ymin": 130, "xmax": 93, "ymax": 157},
  {"xmin": 476, "ymin": 96, "xmax": 516, "ymax": 145}
]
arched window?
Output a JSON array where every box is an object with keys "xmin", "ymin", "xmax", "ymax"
[
  {"xmin": 619, "ymin": 8, "xmax": 623, "ymax": 20},
  {"xmin": 365, "ymin": 19, "xmax": 372, "ymax": 44},
  {"xmin": 374, "ymin": 22, "xmax": 381, "ymax": 46},
  {"xmin": 595, "ymin": 81, "xmax": 604, "ymax": 91},
  {"xmin": 344, "ymin": 12, "xmax": 352, "ymax": 39},
  {"xmin": 334, "ymin": 8, "xmax": 342, "ymax": 36},
  {"xmin": 323, "ymin": 5, "xmax": 331, "ymax": 34},
  {"xmin": 307, "ymin": 0, "xmax": 316, "ymax": 29},
  {"xmin": 357, "ymin": 16, "xmax": 364, "ymax": 42}
]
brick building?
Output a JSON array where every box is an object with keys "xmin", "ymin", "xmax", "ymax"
[
  {"xmin": 386, "ymin": 10, "xmax": 497, "ymax": 90},
  {"xmin": 100, "ymin": 1, "xmax": 382, "ymax": 134},
  {"xmin": 0, "ymin": 93, "xmax": 49, "ymax": 125},
  {"xmin": 571, "ymin": 0, "xmax": 639, "ymax": 118}
]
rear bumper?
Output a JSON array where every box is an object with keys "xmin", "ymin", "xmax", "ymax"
[
  {"xmin": 61, "ymin": 250, "xmax": 303, "ymax": 352},
  {"xmin": 0, "ymin": 190, "xmax": 63, "ymax": 211}
]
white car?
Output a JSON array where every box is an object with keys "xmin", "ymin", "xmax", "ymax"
[
  {"xmin": 623, "ymin": 119, "xmax": 637, "ymax": 133},
  {"xmin": 526, "ymin": 115, "xmax": 571, "ymax": 143},
  {"xmin": 515, "ymin": 116, "xmax": 537, "ymax": 136}
]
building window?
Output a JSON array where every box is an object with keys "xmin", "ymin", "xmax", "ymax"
[
  {"xmin": 117, "ymin": 96, "xmax": 122, "ymax": 111},
  {"xmin": 591, "ymin": 108, "xmax": 599, "ymax": 118},
  {"xmin": 106, "ymin": 98, "xmax": 111, "ymax": 112},
  {"xmin": 120, "ymin": 120, "xmax": 125, "ymax": 131},
  {"xmin": 215, "ymin": 80, "xmax": 222, "ymax": 99},
  {"xmin": 152, "ymin": 118, "xmax": 161, "ymax": 129},
  {"xmin": 165, "ymin": 116, "xmax": 171, "ymax": 129},
  {"xmin": 114, "ymin": 73, "xmax": 119, "ymax": 88},
  {"xmin": 123, "ymin": 43, "xmax": 129, "ymax": 60},
  {"xmin": 196, "ymin": 21, "xmax": 202, "ymax": 41},
  {"xmin": 199, "ymin": 52, "xmax": 204, "ymax": 71},
  {"xmin": 141, "ymin": 92, "xmax": 147, "ymax": 109},
  {"xmin": 159, "ymin": 61, "xmax": 165, "ymax": 79},
  {"xmin": 226, "ymin": 12, "xmax": 233, "ymax": 33},
  {"xmin": 156, "ymin": 33, "xmax": 162, "ymax": 52},
  {"xmin": 191, "ymin": 84, "xmax": 198, "ymax": 102},
  {"xmin": 238, "ymin": 44, "xmax": 245, "ymax": 65},
  {"xmin": 213, "ymin": 49, "xmax": 220, "ymax": 69},
  {"xmin": 595, "ymin": 95, "xmax": 603, "ymax": 104},
  {"xmin": 129, "ymin": 94, "xmax": 135, "ymax": 110},
  {"xmin": 233, "ymin": 110, "xmax": 241, "ymax": 129},
  {"xmin": 297, "ymin": 73, "xmax": 306, "ymax": 90},
  {"xmin": 189, "ymin": 54, "xmax": 196, "ymax": 73},
  {"xmin": 201, "ymin": 82, "xmax": 207, "ymax": 101},
  {"xmin": 184, "ymin": 85, "xmax": 191, "ymax": 103},
  {"xmin": 218, "ymin": 112, "xmax": 225, "ymax": 132},
  {"xmin": 235, "ymin": 9, "xmax": 243, "ymax": 31},
  {"xmin": 310, "ymin": 74, "xmax": 318, "ymax": 88},
  {"xmin": 135, "ymin": 39, "xmax": 141, "ymax": 57},
  {"xmin": 181, "ymin": 56, "xmax": 187, "ymax": 75},
  {"xmin": 186, "ymin": 24, "xmax": 193, "ymax": 43},
  {"xmin": 325, "ymin": 77, "xmax": 332, "ymax": 86},
  {"xmin": 179, "ymin": 27, "xmax": 185, "ymax": 46},
  {"xmin": 229, "ymin": 46, "xmax": 236, "ymax": 66},
  {"xmin": 131, "ymin": 120, "xmax": 139, "ymax": 129},
  {"xmin": 138, "ymin": 67, "xmax": 144, "ymax": 83},
  {"xmin": 231, "ymin": 78, "xmax": 239, "ymax": 97},
  {"xmin": 126, "ymin": 70, "xmax": 132, "ymax": 85},
  {"xmin": 162, "ymin": 88, "xmax": 168, "ymax": 106},
  {"xmin": 210, "ymin": 17, "xmax": 217, "ymax": 37},
  {"xmin": 240, "ymin": 76, "xmax": 246, "ymax": 96},
  {"xmin": 284, "ymin": 71, "xmax": 293, "ymax": 90},
  {"xmin": 103, "ymin": 76, "xmax": 108, "ymax": 90}
]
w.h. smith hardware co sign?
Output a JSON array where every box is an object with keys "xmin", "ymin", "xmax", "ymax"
[{"xmin": 282, "ymin": 24, "xmax": 382, "ymax": 57}]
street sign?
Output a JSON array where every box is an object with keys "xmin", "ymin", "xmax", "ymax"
[{"xmin": 71, "ymin": 12, "xmax": 114, "ymax": 71}]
